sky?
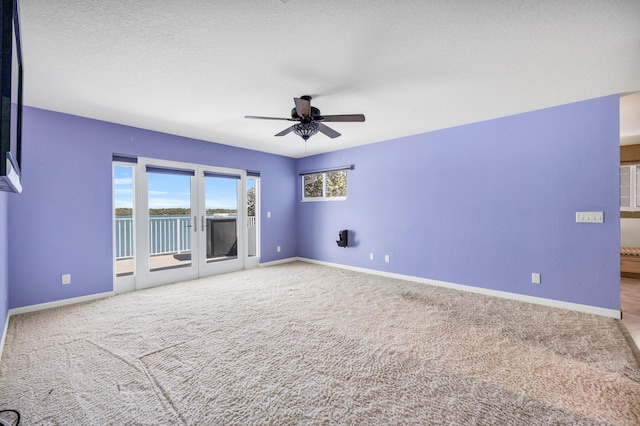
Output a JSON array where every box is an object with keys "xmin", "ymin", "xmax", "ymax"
[{"xmin": 114, "ymin": 165, "xmax": 255, "ymax": 211}]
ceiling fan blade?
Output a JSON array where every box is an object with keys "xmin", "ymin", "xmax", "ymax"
[
  {"xmin": 274, "ymin": 126, "xmax": 294, "ymax": 137},
  {"xmin": 318, "ymin": 123, "xmax": 341, "ymax": 139},
  {"xmin": 318, "ymin": 114, "xmax": 365, "ymax": 122},
  {"xmin": 294, "ymin": 97, "xmax": 311, "ymax": 117},
  {"xmin": 245, "ymin": 115, "xmax": 295, "ymax": 121}
]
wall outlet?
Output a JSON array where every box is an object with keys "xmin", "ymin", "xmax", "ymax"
[
  {"xmin": 531, "ymin": 273, "xmax": 541, "ymax": 284},
  {"xmin": 277, "ymin": 245, "xmax": 281, "ymax": 253},
  {"xmin": 369, "ymin": 253, "xmax": 374, "ymax": 261},
  {"xmin": 385, "ymin": 255, "xmax": 390, "ymax": 263},
  {"xmin": 61, "ymin": 274, "xmax": 71, "ymax": 285},
  {"xmin": 267, "ymin": 211, "xmax": 271, "ymax": 218}
]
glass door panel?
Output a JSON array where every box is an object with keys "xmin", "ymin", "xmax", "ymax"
[
  {"xmin": 137, "ymin": 160, "xmax": 199, "ymax": 289},
  {"xmin": 114, "ymin": 165, "xmax": 135, "ymax": 277},
  {"xmin": 147, "ymin": 170, "xmax": 193, "ymax": 271},
  {"xmin": 198, "ymin": 169, "xmax": 245, "ymax": 277},
  {"xmin": 204, "ymin": 175, "xmax": 239, "ymax": 263}
]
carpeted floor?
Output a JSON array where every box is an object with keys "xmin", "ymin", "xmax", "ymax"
[{"xmin": 0, "ymin": 261, "xmax": 639, "ymax": 424}]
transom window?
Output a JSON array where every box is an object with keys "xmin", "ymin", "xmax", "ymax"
[{"xmin": 302, "ymin": 170, "xmax": 347, "ymax": 201}]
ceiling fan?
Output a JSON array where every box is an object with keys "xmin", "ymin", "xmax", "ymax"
[{"xmin": 245, "ymin": 95, "xmax": 365, "ymax": 141}]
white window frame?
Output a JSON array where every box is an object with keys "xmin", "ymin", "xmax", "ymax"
[
  {"xmin": 301, "ymin": 170, "xmax": 348, "ymax": 202},
  {"xmin": 620, "ymin": 164, "xmax": 640, "ymax": 211},
  {"xmin": 113, "ymin": 161, "xmax": 137, "ymax": 294}
]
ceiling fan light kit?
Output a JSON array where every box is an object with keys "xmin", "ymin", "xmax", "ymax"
[
  {"xmin": 245, "ymin": 96, "xmax": 365, "ymax": 142},
  {"xmin": 293, "ymin": 122, "xmax": 319, "ymax": 141}
]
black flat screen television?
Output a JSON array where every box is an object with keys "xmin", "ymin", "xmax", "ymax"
[{"xmin": 0, "ymin": 0, "xmax": 23, "ymax": 193}]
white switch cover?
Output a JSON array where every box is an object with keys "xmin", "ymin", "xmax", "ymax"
[
  {"xmin": 277, "ymin": 245, "xmax": 281, "ymax": 253},
  {"xmin": 531, "ymin": 273, "xmax": 541, "ymax": 284},
  {"xmin": 575, "ymin": 212, "xmax": 604, "ymax": 223},
  {"xmin": 369, "ymin": 253, "xmax": 374, "ymax": 260},
  {"xmin": 384, "ymin": 255, "xmax": 390, "ymax": 263},
  {"xmin": 267, "ymin": 211, "xmax": 271, "ymax": 218},
  {"xmin": 61, "ymin": 274, "xmax": 71, "ymax": 285}
]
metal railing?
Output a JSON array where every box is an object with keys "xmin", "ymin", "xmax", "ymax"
[
  {"xmin": 115, "ymin": 217, "xmax": 135, "ymax": 259},
  {"xmin": 115, "ymin": 216, "xmax": 256, "ymax": 259},
  {"xmin": 148, "ymin": 216, "xmax": 192, "ymax": 256}
]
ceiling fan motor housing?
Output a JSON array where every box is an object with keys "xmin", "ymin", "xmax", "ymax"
[{"xmin": 291, "ymin": 106, "xmax": 321, "ymax": 121}]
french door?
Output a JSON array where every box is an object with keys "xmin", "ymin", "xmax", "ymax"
[
  {"xmin": 199, "ymin": 171, "xmax": 244, "ymax": 277},
  {"xmin": 135, "ymin": 158, "xmax": 246, "ymax": 289}
]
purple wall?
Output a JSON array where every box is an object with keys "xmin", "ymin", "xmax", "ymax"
[
  {"xmin": 296, "ymin": 96, "xmax": 620, "ymax": 310},
  {"xmin": 8, "ymin": 107, "xmax": 297, "ymax": 308},
  {"xmin": 5, "ymin": 96, "xmax": 621, "ymax": 312},
  {"xmin": 0, "ymin": 192, "xmax": 8, "ymax": 329}
]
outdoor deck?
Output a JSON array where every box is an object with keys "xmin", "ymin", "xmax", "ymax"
[
  {"xmin": 116, "ymin": 252, "xmax": 244, "ymax": 276},
  {"xmin": 116, "ymin": 253, "xmax": 192, "ymax": 276},
  {"xmin": 115, "ymin": 215, "xmax": 255, "ymax": 276}
]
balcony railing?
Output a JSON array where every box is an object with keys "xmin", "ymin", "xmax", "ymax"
[
  {"xmin": 114, "ymin": 217, "xmax": 135, "ymax": 259},
  {"xmin": 115, "ymin": 216, "xmax": 256, "ymax": 259},
  {"xmin": 247, "ymin": 216, "xmax": 256, "ymax": 228}
]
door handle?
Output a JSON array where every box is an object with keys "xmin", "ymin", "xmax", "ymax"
[
  {"xmin": 193, "ymin": 216, "xmax": 197, "ymax": 232},
  {"xmin": 202, "ymin": 215, "xmax": 205, "ymax": 231}
]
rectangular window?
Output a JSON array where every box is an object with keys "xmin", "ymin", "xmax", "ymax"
[
  {"xmin": 302, "ymin": 170, "xmax": 347, "ymax": 201},
  {"xmin": 304, "ymin": 173, "xmax": 324, "ymax": 199},
  {"xmin": 620, "ymin": 165, "xmax": 640, "ymax": 211}
]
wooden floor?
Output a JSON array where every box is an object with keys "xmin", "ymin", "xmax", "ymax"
[{"xmin": 621, "ymin": 276, "xmax": 640, "ymax": 349}]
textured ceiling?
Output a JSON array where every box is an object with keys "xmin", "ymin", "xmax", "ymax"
[{"xmin": 18, "ymin": 0, "xmax": 640, "ymax": 158}]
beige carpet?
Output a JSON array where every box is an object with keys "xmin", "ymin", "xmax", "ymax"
[{"xmin": 0, "ymin": 261, "xmax": 639, "ymax": 424}]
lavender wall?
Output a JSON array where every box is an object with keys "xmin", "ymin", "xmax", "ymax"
[
  {"xmin": 5, "ymin": 96, "xmax": 622, "ymax": 312},
  {"xmin": 0, "ymin": 192, "xmax": 8, "ymax": 329},
  {"xmin": 8, "ymin": 107, "xmax": 297, "ymax": 308},
  {"xmin": 296, "ymin": 96, "xmax": 620, "ymax": 310}
]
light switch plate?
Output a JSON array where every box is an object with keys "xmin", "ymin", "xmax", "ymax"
[{"xmin": 575, "ymin": 212, "xmax": 603, "ymax": 223}]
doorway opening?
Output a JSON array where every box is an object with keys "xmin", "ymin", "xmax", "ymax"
[
  {"xmin": 619, "ymin": 92, "xmax": 640, "ymax": 347},
  {"xmin": 113, "ymin": 157, "xmax": 257, "ymax": 291}
]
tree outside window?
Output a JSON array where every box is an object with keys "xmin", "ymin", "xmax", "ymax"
[{"xmin": 302, "ymin": 170, "xmax": 347, "ymax": 201}]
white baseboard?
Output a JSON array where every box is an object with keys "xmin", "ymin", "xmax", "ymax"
[
  {"xmin": 298, "ymin": 258, "xmax": 622, "ymax": 319},
  {"xmin": 258, "ymin": 257, "xmax": 301, "ymax": 267},
  {"xmin": 7, "ymin": 291, "xmax": 114, "ymax": 317},
  {"xmin": 0, "ymin": 313, "xmax": 9, "ymax": 362}
]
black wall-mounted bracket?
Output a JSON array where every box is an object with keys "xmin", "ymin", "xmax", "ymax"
[{"xmin": 336, "ymin": 230, "xmax": 348, "ymax": 248}]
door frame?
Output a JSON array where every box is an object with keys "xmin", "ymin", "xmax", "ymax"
[
  {"xmin": 128, "ymin": 157, "xmax": 246, "ymax": 290},
  {"xmin": 136, "ymin": 158, "xmax": 199, "ymax": 289},
  {"xmin": 245, "ymin": 175, "xmax": 260, "ymax": 269},
  {"xmin": 197, "ymin": 166, "xmax": 247, "ymax": 277},
  {"xmin": 113, "ymin": 161, "xmax": 137, "ymax": 293}
]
